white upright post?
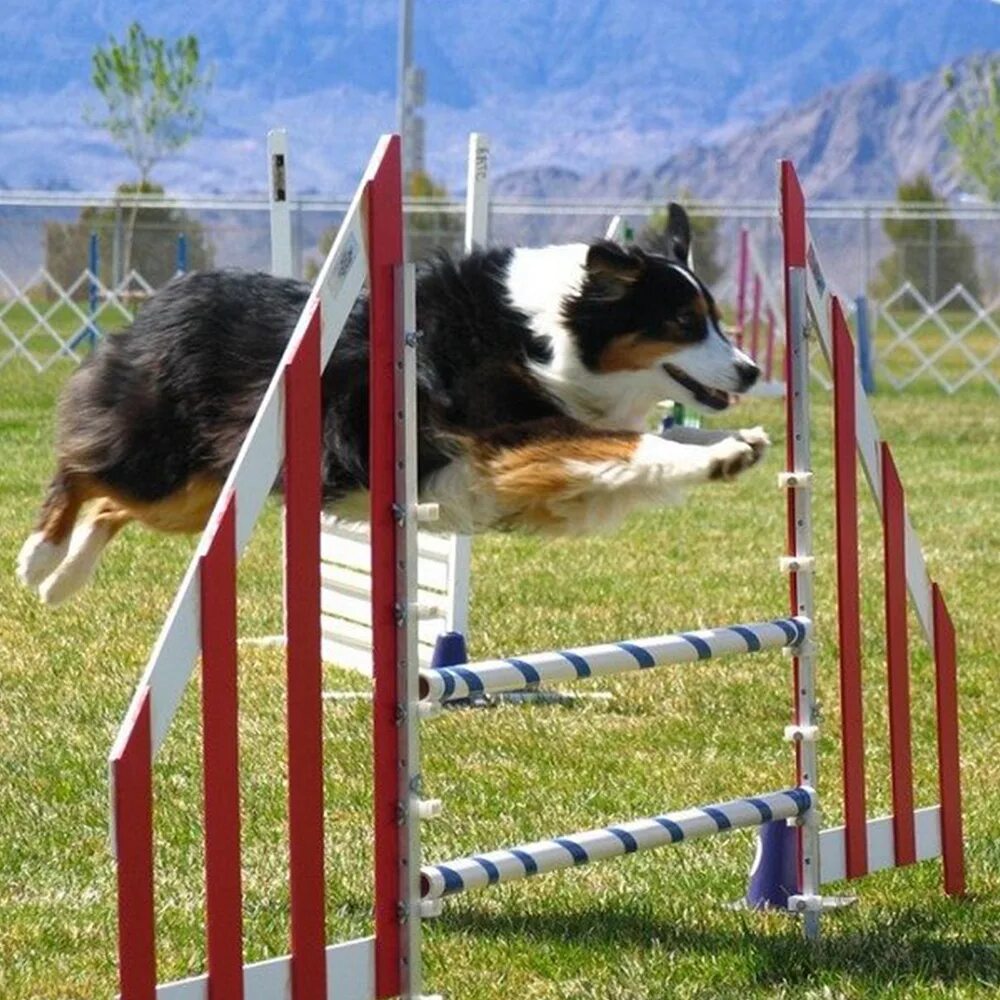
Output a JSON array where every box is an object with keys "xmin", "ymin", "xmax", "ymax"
[
  {"xmin": 396, "ymin": 261, "xmax": 427, "ymax": 996},
  {"xmin": 464, "ymin": 132, "xmax": 490, "ymax": 254},
  {"xmin": 783, "ymin": 232, "xmax": 823, "ymax": 937},
  {"xmin": 445, "ymin": 133, "xmax": 490, "ymax": 637},
  {"xmin": 269, "ymin": 128, "xmax": 295, "ymax": 650},
  {"xmin": 268, "ymin": 129, "xmax": 294, "ymax": 278}
]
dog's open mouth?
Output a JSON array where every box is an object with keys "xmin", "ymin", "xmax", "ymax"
[{"xmin": 662, "ymin": 363, "xmax": 731, "ymax": 411}]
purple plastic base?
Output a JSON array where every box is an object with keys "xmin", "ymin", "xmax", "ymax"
[
  {"xmin": 745, "ymin": 819, "xmax": 798, "ymax": 909},
  {"xmin": 430, "ymin": 631, "xmax": 468, "ymax": 669}
]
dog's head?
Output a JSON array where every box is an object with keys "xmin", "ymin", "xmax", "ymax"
[{"xmin": 563, "ymin": 204, "xmax": 759, "ymax": 414}]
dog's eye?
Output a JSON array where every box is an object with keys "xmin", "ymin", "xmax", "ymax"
[{"xmin": 673, "ymin": 313, "xmax": 702, "ymax": 340}]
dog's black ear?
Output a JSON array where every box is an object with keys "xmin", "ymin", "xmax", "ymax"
[
  {"xmin": 666, "ymin": 203, "xmax": 693, "ymax": 265},
  {"xmin": 585, "ymin": 241, "xmax": 645, "ymax": 286}
]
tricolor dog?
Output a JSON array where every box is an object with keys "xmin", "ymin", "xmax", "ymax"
[{"xmin": 17, "ymin": 204, "xmax": 768, "ymax": 605}]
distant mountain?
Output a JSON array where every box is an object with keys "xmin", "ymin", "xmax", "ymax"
[
  {"xmin": 1, "ymin": 0, "xmax": 998, "ymax": 192},
  {"xmin": 493, "ymin": 61, "xmax": 970, "ymax": 203}
]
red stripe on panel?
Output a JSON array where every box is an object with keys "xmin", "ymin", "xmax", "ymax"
[
  {"xmin": 932, "ymin": 584, "xmax": 966, "ymax": 896},
  {"xmin": 735, "ymin": 227, "xmax": 749, "ymax": 350},
  {"xmin": 367, "ymin": 135, "xmax": 405, "ymax": 1000},
  {"xmin": 284, "ymin": 305, "xmax": 327, "ymax": 999},
  {"xmin": 780, "ymin": 161, "xmax": 806, "ymax": 269},
  {"xmin": 881, "ymin": 443, "xmax": 916, "ymax": 866},
  {"xmin": 750, "ymin": 274, "xmax": 762, "ymax": 363},
  {"xmin": 832, "ymin": 298, "xmax": 868, "ymax": 879},
  {"xmin": 112, "ymin": 688, "xmax": 157, "ymax": 1000},
  {"xmin": 200, "ymin": 495, "xmax": 244, "ymax": 998}
]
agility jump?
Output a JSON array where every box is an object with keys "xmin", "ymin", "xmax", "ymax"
[{"xmin": 109, "ymin": 139, "xmax": 964, "ymax": 999}]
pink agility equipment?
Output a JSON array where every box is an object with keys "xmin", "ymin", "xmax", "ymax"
[
  {"xmin": 109, "ymin": 147, "xmax": 965, "ymax": 999},
  {"xmin": 735, "ymin": 226, "xmax": 785, "ymax": 394}
]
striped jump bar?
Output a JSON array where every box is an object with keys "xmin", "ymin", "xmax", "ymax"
[
  {"xmin": 422, "ymin": 786, "xmax": 815, "ymax": 901},
  {"xmin": 419, "ymin": 616, "xmax": 810, "ymax": 703}
]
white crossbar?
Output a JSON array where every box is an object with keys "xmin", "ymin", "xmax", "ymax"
[
  {"xmin": 819, "ymin": 806, "xmax": 943, "ymax": 885},
  {"xmin": 151, "ymin": 936, "xmax": 374, "ymax": 1000}
]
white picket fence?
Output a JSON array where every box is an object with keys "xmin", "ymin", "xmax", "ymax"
[
  {"xmin": 3, "ymin": 252, "xmax": 998, "ymax": 397},
  {"xmin": 876, "ymin": 281, "xmax": 1000, "ymax": 394},
  {"xmin": 0, "ymin": 266, "xmax": 154, "ymax": 371}
]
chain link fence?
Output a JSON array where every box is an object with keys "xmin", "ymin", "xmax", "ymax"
[{"xmin": 1, "ymin": 192, "xmax": 998, "ymax": 392}]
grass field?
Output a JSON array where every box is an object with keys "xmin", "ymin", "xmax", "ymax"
[{"xmin": 1, "ymin": 361, "xmax": 998, "ymax": 999}]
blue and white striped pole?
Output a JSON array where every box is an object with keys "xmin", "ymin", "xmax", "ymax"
[
  {"xmin": 421, "ymin": 787, "xmax": 815, "ymax": 900},
  {"xmin": 419, "ymin": 617, "xmax": 809, "ymax": 703}
]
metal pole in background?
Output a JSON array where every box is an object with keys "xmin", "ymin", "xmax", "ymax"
[
  {"xmin": 929, "ymin": 216, "xmax": 938, "ymax": 301},
  {"xmin": 112, "ymin": 203, "xmax": 124, "ymax": 288},
  {"xmin": 176, "ymin": 233, "xmax": 188, "ymax": 275},
  {"xmin": 855, "ymin": 295, "xmax": 876, "ymax": 395},
  {"xmin": 397, "ymin": 0, "xmax": 413, "ymax": 174},
  {"xmin": 862, "ymin": 207, "xmax": 872, "ymax": 299}
]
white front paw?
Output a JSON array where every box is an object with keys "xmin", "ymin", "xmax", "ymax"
[
  {"xmin": 736, "ymin": 426, "xmax": 770, "ymax": 464},
  {"xmin": 707, "ymin": 427, "xmax": 769, "ymax": 482}
]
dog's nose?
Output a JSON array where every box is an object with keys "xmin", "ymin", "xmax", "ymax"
[{"xmin": 736, "ymin": 360, "xmax": 760, "ymax": 392}]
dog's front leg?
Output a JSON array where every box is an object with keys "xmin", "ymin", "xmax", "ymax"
[
  {"xmin": 629, "ymin": 425, "xmax": 770, "ymax": 486},
  {"xmin": 442, "ymin": 424, "xmax": 771, "ymax": 535}
]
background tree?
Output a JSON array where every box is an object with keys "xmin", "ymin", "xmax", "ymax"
[
  {"xmin": 637, "ymin": 199, "xmax": 723, "ymax": 286},
  {"xmin": 87, "ymin": 22, "xmax": 212, "ymax": 273},
  {"xmin": 871, "ymin": 174, "xmax": 980, "ymax": 300},
  {"xmin": 45, "ymin": 182, "xmax": 214, "ymax": 299},
  {"xmin": 944, "ymin": 57, "xmax": 1000, "ymax": 202}
]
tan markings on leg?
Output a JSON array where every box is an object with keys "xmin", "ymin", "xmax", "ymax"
[
  {"xmin": 87, "ymin": 497, "xmax": 134, "ymax": 537},
  {"xmin": 476, "ymin": 434, "xmax": 639, "ymax": 530},
  {"xmin": 37, "ymin": 500, "xmax": 133, "ymax": 606},
  {"xmin": 69, "ymin": 473, "xmax": 223, "ymax": 535},
  {"xmin": 598, "ymin": 333, "xmax": 676, "ymax": 373},
  {"xmin": 119, "ymin": 475, "xmax": 222, "ymax": 533},
  {"xmin": 37, "ymin": 474, "xmax": 87, "ymax": 546},
  {"xmin": 24, "ymin": 474, "xmax": 221, "ymax": 603},
  {"xmin": 19, "ymin": 472, "xmax": 98, "ymax": 588}
]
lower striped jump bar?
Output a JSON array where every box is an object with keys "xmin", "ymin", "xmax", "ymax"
[
  {"xmin": 421, "ymin": 786, "xmax": 815, "ymax": 901},
  {"xmin": 419, "ymin": 616, "xmax": 810, "ymax": 703}
]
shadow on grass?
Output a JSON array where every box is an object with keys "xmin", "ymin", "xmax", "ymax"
[{"xmin": 434, "ymin": 895, "xmax": 1000, "ymax": 990}]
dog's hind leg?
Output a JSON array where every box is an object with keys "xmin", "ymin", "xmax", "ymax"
[
  {"xmin": 16, "ymin": 468, "xmax": 87, "ymax": 588},
  {"xmin": 37, "ymin": 499, "xmax": 132, "ymax": 606},
  {"xmin": 446, "ymin": 423, "xmax": 770, "ymax": 535}
]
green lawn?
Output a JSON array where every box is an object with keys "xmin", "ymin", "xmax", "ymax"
[{"xmin": 0, "ymin": 362, "xmax": 998, "ymax": 999}]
